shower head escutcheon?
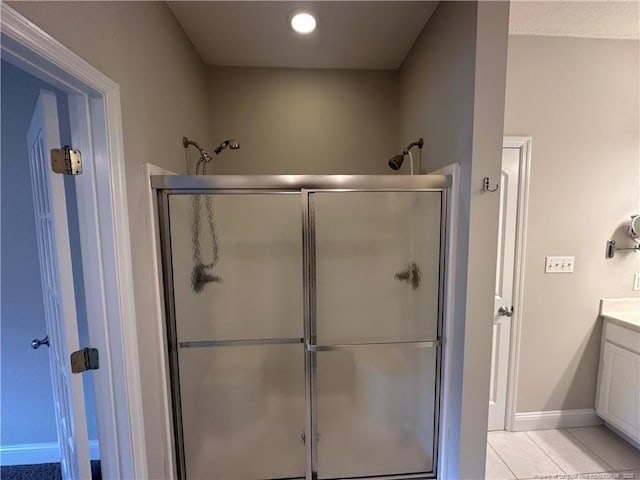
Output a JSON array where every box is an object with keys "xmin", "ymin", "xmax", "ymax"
[{"xmin": 388, "ymin": 138, "xmax": 424, "ymax": 171}]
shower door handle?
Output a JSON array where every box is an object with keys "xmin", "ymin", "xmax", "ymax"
[{"xmin": 394, "ymin": 262, "xmax": 421, "ymax": 290}]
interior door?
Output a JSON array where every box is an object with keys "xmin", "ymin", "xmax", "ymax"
[
  {"xmin": 487, "ymin": 147, "xmax": 520, "ymax": 431},
  {"xmin": 27, "ymin": 90, "xmax": 91, "ymax": 479},
  {"xmin": 307, "ymin": 190, "xmax": 443, "ymax": 479}
]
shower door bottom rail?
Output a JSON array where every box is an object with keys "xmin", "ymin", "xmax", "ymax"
[{"xmin": 331, "ymin": 474, "xmax": 437, "ymax": 480}]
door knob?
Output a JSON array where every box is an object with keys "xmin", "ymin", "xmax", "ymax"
[
  {"xmin": 31, "ymin": 335, "xmax": 50, "ymax": 349},
  {"xmin": 497, "ymin": 306, "xmax": 514, "ymax": 317}
]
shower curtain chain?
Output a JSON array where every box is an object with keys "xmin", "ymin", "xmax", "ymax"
[
  {"xmin": 191, "ymin": 194, "xmax": 220, "ymax": 269},
  {"xmin": 205, "ymin": 195, "xmax": 219, "ymax": 267}
]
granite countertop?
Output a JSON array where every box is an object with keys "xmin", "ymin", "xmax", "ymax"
[{"xmin": 600, "ymin": 298, "xmax": 640, "ymax": 332}]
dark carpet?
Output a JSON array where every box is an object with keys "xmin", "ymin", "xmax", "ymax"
[{"xmin": 0, "ymin": 460, "xmax": 101, "ymax": 480}]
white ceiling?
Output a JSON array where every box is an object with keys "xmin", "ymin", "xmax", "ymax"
[
  {"xmin": 168, "ymin": 1, "xmax": 438, "ymax": 69},
  {"xmin": 509, "ymin": 1, "xmax": 640, "ymax": 40}
]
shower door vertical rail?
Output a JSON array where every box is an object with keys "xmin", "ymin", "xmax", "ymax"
[
  {"xmin": 302, "ymin": 189, "xmax": 318, "ymax": 480},
  {"xmin": 157, "ymin": 190, "xmax": 187, "ymax": 480},
  {"xmin": 434, "ymin": 187, "xmax": 448, "ymax": 477}
]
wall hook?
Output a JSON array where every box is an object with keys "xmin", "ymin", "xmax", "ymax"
[{"xmin": 483, "ymin": 177, "xmax": 499, "ymax": 192}]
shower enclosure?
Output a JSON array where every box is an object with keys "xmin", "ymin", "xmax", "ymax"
[{"xmin": 153, "ymin": 175, "xmax": 450, "ymax": 480}]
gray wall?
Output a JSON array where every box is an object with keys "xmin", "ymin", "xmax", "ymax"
[
  {"xmin": 205, "ymin": 9, "xmax": 510, "ymax": 475},
  {"xmin": 399, "ymin": 2, "xmax": 510, "ymax": 477},
  {"xmin": 8, "ymin": 2, "xmax": 512, "ymax": 478},
  {"xmin": 399, "ymin": 2, "xmax": 477, "ymax": 175},
  {"xmin": 205, "ymin": 66, "xmax": 399, "ymax": 175},
  {"xmin": 200, "ymin": 5, "xmax": 508, "ymax": 476},
  {"xmin": 8, "ymin": 2, "xmax": 213, "ymax": 476},
  {"xmin": 399, "ymin": 8, "xmax": 477, "ymax": 475},
  {"xmin": 1, "ymin": 60, "xmax": 98, "ymax": 448},
  {"xmin": 504, "ymin": 35, "xmax": 640, "ymax": 413}
]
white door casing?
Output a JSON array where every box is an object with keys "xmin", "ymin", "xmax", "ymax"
[
  {"xmin": 27, "ymin": 89, "xmax": 92, "ymax": 479},
  {"xmin": 2, "ymin": 4, "xmax": 147, "ymax": 477},
  {"xmin": 487, "ymin": 147, "xmax": 520, "ymax": 431}
]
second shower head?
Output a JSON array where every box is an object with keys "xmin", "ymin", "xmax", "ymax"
[
  {"xmin": 214, "ymin": 139, "xmax": 240, "ymax": 154},
  {"xmin": 388, "ymin": 154, "xmax": 405, "ymax": 171},
  {"xmin": 388, "ymin": 138, "xmax": 424, "ymax": 172}
]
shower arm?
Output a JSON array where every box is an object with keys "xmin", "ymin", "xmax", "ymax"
[
  {"xmin": 402, "ymin": 138, "xmax": 424, "ymax": 155},
  {"xmin": 404, "ymin": 138, "xmax": 424, "ymax": 175},
  {"xmin": 183, "ymin": 136, "xmax": 215, "ymax": 175},
  {"xmin": 183, "ymin": 136, "xmax": 213, "ymax": 163}
]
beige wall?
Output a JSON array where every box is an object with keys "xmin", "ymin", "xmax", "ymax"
[
  {"xmin": 399, "ymin": 2, "xmax": 510, "ymax": 477},
  {"xmin": 8, "ymin": 2, "xmax": 212, "ymax": 477},
  {"xmin": 505, "ymin": 36, "xmax": 640, "ymax": 413},
  {"xmin": 204, "ymin": 66, "xmax": 398, "ymax": 175}
]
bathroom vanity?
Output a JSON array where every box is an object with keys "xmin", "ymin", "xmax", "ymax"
[{"xmin": 596, "ymin": 298, "xmax": 640, "ymax": 446}]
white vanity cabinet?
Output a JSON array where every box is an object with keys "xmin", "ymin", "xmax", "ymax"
[{"xmin": 596, "ymin": 312, "xmax": 640, "ymax": 445}]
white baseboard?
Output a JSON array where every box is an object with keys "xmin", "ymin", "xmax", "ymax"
[
  {"xmin": 512, "ymin": 409, "xmax": 603, "ymax": 431},
  {"xmin": 0, "ymin": 440, "xmax": 100, "ymax": 466}
]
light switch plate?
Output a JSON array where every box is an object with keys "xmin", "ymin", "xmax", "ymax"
[
  {"xmin": 634, "ymin": 273, "xmax": 640, "ymax": 291},
  {"xmin": 545, "ymin": 256, "xmax": 575, "ymax": 273}
]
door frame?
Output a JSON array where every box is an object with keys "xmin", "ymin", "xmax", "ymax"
[
  {"xmin": 1, "ymin": 4, "xmax": 147, "ymax": 478},
  {"xmin": 501, "ymin": 136, "xmax": 532, "ymax": 431}
]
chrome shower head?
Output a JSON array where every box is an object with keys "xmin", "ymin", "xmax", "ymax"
[
  {"xmin": 214, "ymin": 139, "xmax": 240, "ymax": 154},
  {"xmin": 388, "ymin": 154, "xmax": 405, "ymax": 171},
  {"xmin": 388, "ymin": 138, "xmax": 424, "ymax": 171}
]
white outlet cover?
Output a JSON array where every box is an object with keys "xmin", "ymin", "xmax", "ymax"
[{"xmin": 634, "ymin": 273, "xmax": 640, "ymax": 291}]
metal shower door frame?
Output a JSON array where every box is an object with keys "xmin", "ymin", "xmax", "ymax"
[{"xmin": 153, "ymin": 175, "xmax": 450, "ymax": 480}]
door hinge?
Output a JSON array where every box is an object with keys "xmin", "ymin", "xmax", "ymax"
[
  {"xmin": 70, "ymin": 347, "xmax": 99, "ymax": 373},
  {"xmin": 51, "ymin": 145, "xmax": 82, "ymax": 175}
]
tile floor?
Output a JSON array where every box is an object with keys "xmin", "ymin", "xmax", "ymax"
[{"xmin": 487, "ymin": 426, "xmax": 640, "ymax": 480}]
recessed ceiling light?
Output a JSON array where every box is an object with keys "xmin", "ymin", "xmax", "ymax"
[{"xmin": 291, "ymin": 12, "xmax": 316, "ymax": 34}]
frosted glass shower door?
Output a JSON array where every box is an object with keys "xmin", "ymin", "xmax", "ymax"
[
  {"xmin": 308, "ymin": 191, "xmax": 443, "ymax": 479},
  {"xmin": 166, "ymin": 193, "xmax": 305, "ymax": 480}
]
